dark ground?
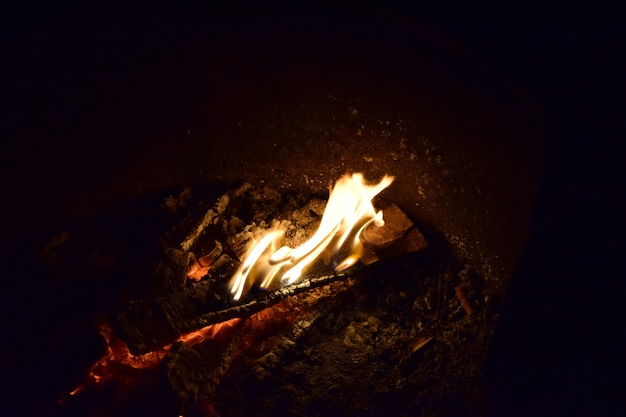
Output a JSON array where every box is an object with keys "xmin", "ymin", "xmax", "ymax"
[
  {"xmin": 1, "ymin": 2, "xmax": 624, "ymax": 416},
  {"xmin": 444, "ymin": 8, "xmax": 625, "ymax": 417},
  {"xmin": 426, "ymin": 6, "xmax": 625, "ymax": 417}
]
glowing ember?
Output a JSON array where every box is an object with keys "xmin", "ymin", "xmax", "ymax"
[
  {"xmin": 187, "ymin": 253, "xmax": 217, "ymax": 281},
  {"xmin": 187, "ymin": 242, "xmax": 223, "ymax": 281},
  {"xmin": 229, "ymin": 173, "xmax": 394, "ymax": 300},
  {"xmin": 178, "ymin": 318, "xmax": 242, "ymax": 345},
  {"xmin": 65, "ymin": 319, "xmax": 243, "ymax": 408}
]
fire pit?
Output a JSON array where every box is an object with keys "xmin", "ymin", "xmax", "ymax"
[{"xmin": 1, "ymin": 8, "xmax": 544, "ymax": 417}]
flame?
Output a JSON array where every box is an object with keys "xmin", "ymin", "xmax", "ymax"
[{"xmin": 229, "ymin": 173, "xmax": 394, "ymax": 300}]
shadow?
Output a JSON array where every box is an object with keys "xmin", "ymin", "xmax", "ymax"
[{"xmin": 483, "ymin": 14, "xmax": 624, "ymax": 417}]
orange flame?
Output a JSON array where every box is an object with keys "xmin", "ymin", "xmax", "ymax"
[{"xmin": 229, "ymin": 173, "xmax": 394, "ymax": 300}]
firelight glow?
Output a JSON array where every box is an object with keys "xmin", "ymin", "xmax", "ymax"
[{"xmin": 229, "ymin": 173, "xmax": 394, "ymax": 300}]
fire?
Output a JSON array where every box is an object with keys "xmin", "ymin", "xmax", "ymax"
[{"xmin": 229, "ymin": 173, "xmax": 394, "ymax": 300}]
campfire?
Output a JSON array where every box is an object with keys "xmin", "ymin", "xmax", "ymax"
[
  {"xmin": 0, "ymin": 4, "xmax": 547, "ymax": 416},
  {"xmin": 4, "ymin": 172, "xmax": 499, "ymax": 417}
]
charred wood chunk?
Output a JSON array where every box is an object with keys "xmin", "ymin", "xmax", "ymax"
[
  {"xmin": 363, "ymin": 205, "xmax": 414, "ymax": 246},
  {"xmin": 116, "ymin": 279, "xmax": 230, "ymax": 355},
  {"xmin": 152, "ymin": 248, "xmax": 196, "ymax": 294},
  {"xmin": 362, "ymin": 204, "xmax": 428, "ymax": 261},
  {"xmin": 115, "ymin": 298, "xmax": 180, "ymax": 355},
  {"xmin": 161, "ymin": 319, "xmax": 244, "ymax": 409}
]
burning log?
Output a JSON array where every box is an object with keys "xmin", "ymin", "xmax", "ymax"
[
  {"xmin": 115, "ymin": 175, "xmax": 428, "ymax": 355},
  {"xmin": 253, "ymin": 311, "xmax": 325, "ymax": 380},
  {"xmin": 151, "ymin": 184, "xmax": 250, "ymax": 293}
]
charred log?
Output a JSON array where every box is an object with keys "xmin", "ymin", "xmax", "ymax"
[{"xmin": 116, "ymin": 278, "xmax": 229, "ymax": 355}]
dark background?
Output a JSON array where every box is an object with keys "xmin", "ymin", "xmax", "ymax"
[{"xmin": 2, "ymin": 2, "xmax": 624, "ymax": 416}]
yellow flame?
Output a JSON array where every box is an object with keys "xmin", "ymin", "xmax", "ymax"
[{"xmin": 229, "ymin": 173, "xmax": 394, "ymax": 300}]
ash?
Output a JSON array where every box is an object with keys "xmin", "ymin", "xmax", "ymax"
[{"xmin": 156, "ymin": 184, "xmax": 499, "ymax": 417}]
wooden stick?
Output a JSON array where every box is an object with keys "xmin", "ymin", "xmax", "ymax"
[
  {"xmin": 117, "ymin": 272, "xmax": 350, "ymax": 355},
  {"xmin": 184, "ymin": 273, "xmax": 350, "ymax": 332}
]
